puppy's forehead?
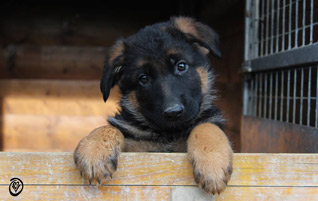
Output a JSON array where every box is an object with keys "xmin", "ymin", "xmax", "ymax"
[
  {"xmin": 127, "ymin": 30, "xmax": 168, "ymax": 53},
  {"xmin": 132, "ymin": 47, "xmax": 191, "ymax": 72},
  {"xmin": 127, "ymin": 36, "xmax": 193, "ymax": 68},
  {"xmin": 127, "ymin": 25, "xmax": 188, "ymax": 52}
]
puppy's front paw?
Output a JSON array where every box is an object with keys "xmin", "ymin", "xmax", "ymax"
[
  {"xmin": 73, "ymin": 126, "xmax": 124, "ymax": 185},
  {"xmin": 187, "ymin": 123, "xmax": 233, "ymax": 195},
  {"xmin": 191, "ymin": 153, "xmax": 232, "ymax": 195}
]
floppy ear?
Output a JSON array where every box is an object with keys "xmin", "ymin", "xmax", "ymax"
[
  {"xmin": 100, "ymin": 39, "xmax": 125, "ymax": 102},
  {"xmin": 171, "ymin": 17, "xmax": 221, "ymax": 58}
]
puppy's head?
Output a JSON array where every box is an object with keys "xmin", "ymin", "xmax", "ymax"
[{"xmin": 101, "ymin": 17, "xmax": 220, "ymax": 130}]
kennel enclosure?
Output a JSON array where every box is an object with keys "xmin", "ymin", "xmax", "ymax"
[{"xmin": 242, "ymin": 0, "xmax": 318, "ymax": 152}]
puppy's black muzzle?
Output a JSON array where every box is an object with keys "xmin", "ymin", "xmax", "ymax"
[{"xmin": 164, "ymin": 104, "xmax": 184, "ymax": 120}]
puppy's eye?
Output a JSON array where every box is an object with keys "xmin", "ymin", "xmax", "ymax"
[
  {"xmin": 175, "ymin": 61, "xmax": 189, "ymax": 75},
  {"xmin": 138, "ymin": 74, "xmax": 150, "ymax": 86}
]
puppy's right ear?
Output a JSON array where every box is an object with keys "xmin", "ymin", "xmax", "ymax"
[{"xmin": 100, "ymin": 39, "xmax": 126, "ymax": 102}]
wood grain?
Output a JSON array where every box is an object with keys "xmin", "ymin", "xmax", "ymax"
[
  {"xmin": 0, "ymin": 79, "xmax": 120, "ymax": 99},
  {"xmin": 1, "ymin": 186, "xmax": 317, "ymax": 201},
  {"xmin": 214, "ymin": 186, "xmax": 318, "ymax": 201},
  {"xmin": 0, "ymin": 153, "xmax": 317, "ymax": 186},
  {"xmin": 0, "ymin": 79, "xmax": 121, "ymax": 151},
  {"xmin": 0, "ymin": 185, "xmax": 173, "ymax": 201},
  {"xmin": 2, "ymin": 114, "xmax": 107, "ymax": 151},
  {"xmin": 0, "ymin": 186, "xmax": 172, "ymax": 201},
  {"xmin": 3, "ymin": 97, "xmax": 118, "ymax": 116},
  {"xmin": 0, "ymin": 14, "xmax": 154, "ymax": 47},
  {"xmin": 241, "ymin": 116, "xmax": 318, "ymax": 153},
  {"xmin": 0, "ymin": 79, "xmax": 120, "ymax": 115},
  {"xmin": 0, "ymin": 153, "xmax": 317, "ymax": 200},
  {"xmin": 0, "ymin": 46, "xmax": 107, "ymax": 79}
]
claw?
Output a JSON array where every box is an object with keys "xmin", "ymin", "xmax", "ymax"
[
  {"xmin": 89, "ymin": 179, "xmax": 92, "ymax": 185},
  {"xmin": 110, "ymin": 173, "xmax": 113, "ymax": 179},
  {"xmin": 104, "ymin": 173, "xmax": 108, "ymax": 178},
  {"xmin": 74, "ymin": 157, "xmax": 78, "ymax": 165},
  {"xmin": 98, "ymin": 178, "xmax": 101, "ymax": 185}
]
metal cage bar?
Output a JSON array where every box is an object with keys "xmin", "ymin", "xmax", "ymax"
[
  {"xmin": 280, "ymin": 70, "xmax": 284, "ymax": 121},
  {"xmin": 302, "ymin": 0, "xmax": 306, "ymax": 47},
  {"xmin": 244, "ymin": 65, "xmax": 318, "ymax": 127},
  {"xmin": 244, "ymin": 0, "xmax": 318, "ymax": 128},
  {"xmin": 307, "ymin": 66, "xmax": 311, "ymax": 126},
  {"xmin": 292, "ymin": 69, "xmax": 297, "ymax": 124},
  {"xmin": 286, "ymin": 69, "xmax": 290, "ymax": 122},
  {"xmin": 316, "ymin": 64, "xmax": 318, "ymax": 128},
  {"xmin": 246, "ymin": 0, "xmax": 318, "ymax": 61}
]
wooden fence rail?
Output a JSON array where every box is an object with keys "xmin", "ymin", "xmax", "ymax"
[{"xmin": 0, "ymin": 152, "xmax": 317, "ymax": 200}]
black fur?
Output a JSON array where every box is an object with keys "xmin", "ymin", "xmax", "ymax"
[{"xmin": 101, "ymin": 17, "xmax": 225, "ymax": 151}]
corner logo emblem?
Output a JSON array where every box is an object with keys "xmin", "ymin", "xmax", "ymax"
[{"xmin": 9, "ymin": 178, "xmax": 24, "ymax": 196}]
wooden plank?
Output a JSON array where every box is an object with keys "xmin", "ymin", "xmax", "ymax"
[
  {"xmin": 2, "ymin": 114, "xmax": 108, "ymax": 151},
  {"xmin": 0, "ymin": 153, "xmax": 317, "ymax": 186},
  {"xmin": 0, "ymin": 79, "xmax": 120, "ymax": 151},
  {"xmin": 0, "ymin": 12, "xmax": 157, "ymax": 47},
  {"xmin": 0, "ymin": 153, "xmax": 317, "ymax": 200},
  {"xmin": 0, "ymin": 186, "xmax": 172, "ymax": 201},
  {"xmin": 241, "ymin": 116, "xmax": 318, "ymax": 153},
  {"xmin": 215, "ymin": 186, "xmax": 318, "ymax": 201},
  {"xmin": 0, "ymin": 79, "xmax": 113, "ymax": 98},
  {"xmin": 0, "ymin": 79, "xmax": 99, "ymax": 97},
  {"xmin": 0, "ymin": 46, "xmax": 107, "ymax": 79},
  {"xmin": 0, "ymin": 153, "xmax": 193, "ymax": 185},
  {"xmin": 3, "ymin": 97, "xmax": 118, "ymax": 116},
  {"xmin": 1, "ymin": 186, "xmax": 317, "ymax": 201},
  {"xmin": 0, "ymin": 79, "xmax": 120, "ymax": 115}
]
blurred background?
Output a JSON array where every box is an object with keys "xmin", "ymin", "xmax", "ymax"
[
  {"xmin": 1, "ymin": 0, "xmax": 317, "ymax": 153},
  {"xmin": 0, "ymin": 0, "xmax": 244, "ymax": 152}
]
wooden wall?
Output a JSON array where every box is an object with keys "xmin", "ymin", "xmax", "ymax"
[
  {"xmin": 0, "ymin": 0, "xmax": 244, "ymax": 152},
  {"xmin": 200, "ymin": 0, "xmax": 245, "ymax": 152}
]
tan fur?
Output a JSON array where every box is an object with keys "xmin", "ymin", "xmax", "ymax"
[
  {"xmin": 173, "ymin": 17, "xmax": 200, "ymax": 39},
  {"xmin": 124, "ymin": 138, "xmax": 187, "ymax": 152},
  {"xmin": 73, "ymin": 125, "xmax": 125, "ymax": 184},
  {"xmin": 174, "ymin": 17, "xmax": 210, "ymax": 55},
  {"xmin": 197, "ymin": 45, "xmax": 210, "ymax": 55},
  {"xmin": 128, "ymin": 91, "xmax": 139, "ymax": 109},
  {"xmin": 166, "ymin": 48, "xmax": 182, "ymax": 56},
  {"xmin": 136, "ymin": 58, "xmax": 148, "ymax": 68},
  {"xmin": 187, "ymin": 123, "xmax": 233, "ymax": 194},
  {"xmin": 196, "ymin": 67, "xmax": 208, "ymax": 94},
  {"xmin": 108, "ymin": 40, "xmax": 125, "ymax": 65}
]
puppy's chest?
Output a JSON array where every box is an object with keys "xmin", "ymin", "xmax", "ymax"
[{"xmin": 123, "ymin": 138, "xmax": 187, "ymax": 152}]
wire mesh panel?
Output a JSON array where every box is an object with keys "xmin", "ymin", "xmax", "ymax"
[
  {"xmin": 248, "ymin": 0, "xmax": 318, "ymax": 59},
  {"xmin": 245, "ymin": 64, "xmax": 318, "ymax": 127},
  {"xmin": 244, "ymin": 0, "xmax": 318, "ymax": 128}
]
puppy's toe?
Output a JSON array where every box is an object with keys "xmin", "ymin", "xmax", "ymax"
[
  {"xmin": 73, "ymin": 126, "xmax": 124, "ymax": 185},
  {"xmin": 193, "ymin": 161, "xmax": 232, "ymax": 194}
]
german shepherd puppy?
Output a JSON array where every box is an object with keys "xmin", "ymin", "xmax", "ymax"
[{"xmin": 74, "ymin": 17, "xmax": 233, "ymax": 195}]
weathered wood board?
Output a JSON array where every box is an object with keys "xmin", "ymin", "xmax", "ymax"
[
  {"xmin": 0, "ymin": 153, "xmax": 317, "ymax": 200},
  {"xmin": 241, "ymin": 116, "xmax": 318, "ymax": 153},
  {"xmin": 0, "ymin": 46, "xmax": 107, "ymax": 80},
  {"xmin": 0, "ymin": 79, "xmax": 121, "ymax": 151}
]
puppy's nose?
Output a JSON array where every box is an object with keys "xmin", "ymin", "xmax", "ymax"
[{"xmin": 164, "ymin": 104, "xmax": 184, "ymax": 120}]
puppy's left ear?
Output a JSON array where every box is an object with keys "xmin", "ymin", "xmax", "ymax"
[
  {"xmin": 100, "ymin": 39, "xmax": 125, "ymax": 102},
  {"xmin": 171, "ymin": 17, "xmax": 221, "ymax": 58}
]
